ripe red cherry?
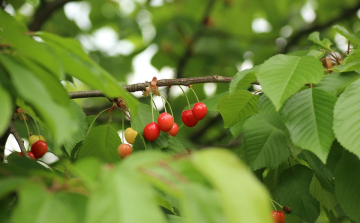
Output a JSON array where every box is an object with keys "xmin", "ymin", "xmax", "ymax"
[
  {"xmin": 271, "ymin": 211, "xmax": 286, "ymax": 223},
  {"xmin": 192, "ymin": 102, "xmax": 207, "ymax": 120},
  {"xmin": 30, "ymin": 140, "xmax": 48, "ymax": 158},
  {"xmin": 157, "ymin": 113, "xmax": 174, "ymax": 132},
  {"xmin": 118, "ymin": 144, "xmax": 132, "ymax": 158},
  {"xmin": 181, "ymin": 110, "xmax": 198, "ymax": 127},
  {"xmin": 143, "ymin": 122, "xmax": 161, "ymax": 141},
  {"xmin": 19, "ymin": 151, "xmax": 36, "ymax": 160},
  {"xmin": 168, "ymin": 123, "xmax": 179, "ymax": 137}
]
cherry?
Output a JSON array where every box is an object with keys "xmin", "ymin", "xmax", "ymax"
[
  {"xmin": 125, "ymin": 127, "xmax": 137, "ymax": 144},
  {"xmin": 31, "ymin": 140, "xmax": 48, "ymax": 158},
  {"xmin": 168, "ymin": 123, "xmax": 179, "ymax": 137},
  {"xmin": 29, "ymin": 134, "xmax": 45, "ymax": 146},
  {"xmin": 143, "ymin": 122, "xmax": 160, "ymax": 141},
  {"xmin": 157, "ymin": 113, "xmax": 174, "ymax": 132},
  {"xmin": 192, "ymin": 102, "xmax": 207, "ymax": 120},
  {"xmin": 19, "ymin": 151, "xmax": 36, "ymax": 160},
  {"xmin": 271, "ymin": 211, "xmax": 286, "ymax": 223},
  {"xmin": 181, "ymin": 110, "xmax": 198, "ymax": 127},
  {"xmin": 118, "ymin": 144, "xmax": 132, "ymax": 158}
]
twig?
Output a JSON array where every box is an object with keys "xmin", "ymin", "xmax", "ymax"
[
  {"xmin": 69, "ymin": 75, "xmax": 235, "ymax": 99},
  {"xmin": 9, "ymin": 119, "xmax": 29, "ymax": 158},
  {"xmin": 28, "ymin": 0, "xmax": 79, "ymax": 31}
]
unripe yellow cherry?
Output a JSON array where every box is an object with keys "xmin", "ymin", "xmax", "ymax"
[
  {"xmin": 125, "ymin": 128, "xmax": 137, "ymax": 144},
  {"xmin": 29, "ymin": 134, "xmax": 45, "ymax": 146}
]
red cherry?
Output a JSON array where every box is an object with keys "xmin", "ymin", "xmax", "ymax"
[
  {"xmin": 19, "ymin": 151, "xmax": 36, "ymax": 160},
  {"xmin": 157, "ymin": 113, "xmax": 174, "ymax": 132},
  {"xmin": 30, "ymin": 140, "xmax": 48, "ymax": 158},
  {"xmin": 143, "ymin": 122, "xmax": 161, "ymax": 141},
  {"xmin": 192, "ymin": 102, "xmax": 207, "ymax": 120},
  {"xmin": 181, "ymin": 110, "xmax": 198, "ymax": 127},
  {"xmin": 118, "ymin": 144, "xmax": 132, "ymax": 158},
  {"xmin": 271, "ymin": 211, "xmax": 286, "ymax": 223},
  {"xmin": 168, "ymin": 123, "xmax": 179, "ymax": 137}
]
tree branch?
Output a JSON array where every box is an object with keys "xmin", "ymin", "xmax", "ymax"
[
  {"xmin": 176, "ymin": 0, "xmax": 216, "ymax": 78},
  {"xmin": 0, "ymin": 126, "xmax": 10, "ymax": 161},
  {"xmin": 282, "ymin": 2, "xmax": 360, "ymax": 53},
  {"xmin": 69, "ymin": 75, "xmax": 233, "ymax": 99},
  {"xmin": 29, "ymin": 0, "xmax": 79, "ymax": 31},
  {"xmin": 9, "ymin": 119, "xmax": 29, "ymax": 158}
]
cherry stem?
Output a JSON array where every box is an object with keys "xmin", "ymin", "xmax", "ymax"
[
  {"xmin": 20, "ymin": 113, "xmax": 30, "ymax": 147},
  {"xmin": 178, "ymin": 85, "xmax": 191, "ymax": 110},
  {"xmin": 161, "ymin": 96, "xmax": 167, "ymax": 113},
  {"xmin": 150, "ymin": 92, "xmax": 154, "ymax": 122},
  {"xmin": 190, "ymin": 87, "xmax": 199, "ymax": 102},
  {"xmin": 27, "ymin": 113, "xmax": 41, "ymax": 139},
  {"xmin": 82, "ymin": 107, "xmax": 112, "ymax": 146},
  {"xmin": 122, "ymin": 112, "xmax": 125, "ymax": 143},
  {"xmin": 270, "ymin": 198, "xmax": 283, "ymax": 209},
  {"xmin": 152, "ymin": 99, "xmax": 159, "ymax": 113},
  {"xmin": 270, "ymin": 200, "xmax": 277, "ymax": 211},
  {"xmin": 161, "ymin": 95, "xmax": 174, "ymax": 117},
  {"xmin": 116, "ymin": 107, "xmax": 131, "ymax": 120}
]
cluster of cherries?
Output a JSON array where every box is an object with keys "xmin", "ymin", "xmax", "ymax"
[
  {"xmin": 19, "ymin": 134, "xmax": 48, "ymax": 160},
  {"xmin": 143, "ymin": 101, "xmax": 207, "ymax": 142}
]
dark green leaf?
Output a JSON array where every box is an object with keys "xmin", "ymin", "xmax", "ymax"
[
  {"xmin": 309, "ymin": 176, "xmax": 337, "ymax": 211},
  {"xmin": 163, "ymin": 136, "xmax": 187, "ymax": 154},
  {"xmin": 257, "ymin": 94, "xmax": 285, "ymax": 131},
  {"xmin": 276, "ymin": 165, "xmax": 320, "ymax": 223},
  {"xmin": 334, "ymin": 150, "xmax": 360, "ymax": 222},
  {"xmin": 0, "ymin": 86, "xmax": 12, "ymax": 136},
  {"xmin": 314, "ymin": 71, "xmax": 360, "ymax": 96},
  {"xmin": 201, "ymin": 91, "xmax": 228, "ymax": 112}
]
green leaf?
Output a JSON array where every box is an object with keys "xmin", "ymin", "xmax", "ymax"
[
  {"xmin": 35, "ymin": 32, "xmax": 138, "ymax": 113},
  {"xmin": 201, "ymin": 91, "xmax": 228, "ymax": 112},
  {"xmin": 229, "ymin": 118, "xmax": 248, "ymax": 138},
  {"xmin": 229, "ymin": 66, "xmax": 258, "ymax": 94},
  {"xmin": 280, "ymin": 89, "xmax": 337, "ymax": 162},
  {"xmin": 181, "ymin": 184, "xmax": 225, "ymax": 223},
  {"xmin": 0, "ymin": 10, "xmax": 63, "ymax": 79},
  {"xmin": 168, "ymin": 215, "xmax": 183, "ymax": 223},
  {"xmin": 217, "ymin": 90, "xmax": 259, "ymax": 128},
  {"xmin": 242, "ymin": 114, "xmax": 290, "ymax": 170},
  {"xmin": 85, "ymin": 166, "xmax": 167, "ymax": 223},
  {"xmin": 276, "ymin": 165, "xmax": 320, "ymax": 223},
  {"xmin": 0, "ymin": 54, "xmax": 78, "ymax": 145},
  {"xmin": 0, "ymin": 85, "xmax": 12, "ymax": 136},
  {"xmin": 333, "ymin": 78, "xmax": 360, "ymax": 158},
  {"xmin": 308, "ymin": 32, "xmax": 333, "ymax": 51},
  {"xmin": 257, "ymin": 94, "xmax": 285, "ymax": 131},
  {"xmin": 334, "ymin": 150, "xmax": 360, "ymax": 222},
  {"xmin": 63, "ymin": 101, "xmax": 88, "ymax": 155},
  {"xmin": 77, "ymin": 125, "xmax": 121, "ymax": 163},
  {"xmin": 17, "ymin": 56, "xmax": 70, "ymax": 105},
  {"xmin": 307, "ymin": 50, "xmax": 325, "ymax": 59},
  {"xmin": 163, "ymin": 136, "xmax": 188, "ymax": 155},
  {"xmin": 0, "ymin": 178, "xmax": 26, "ymax": 199},
  {"xmin": 12, "ymin": 183, "xmax": 87, "ymax": 223},
  {"xmin": 73, "ymin": 158, "xmax": 101, "ymax": 183},
  {"xmin": 314, "ymin": 71, "xmax": 360, "ymax": 96},
  {"xmin": 131, "ymin": 103, "xmax": 159, "ymax": 133},
  {"xmin": 309, "ymin": 176, "xmax": 337, "ymax": 211},
  {"xmin": 301, "ymin": 150, "xmax": 334, "ymax": 193},
  {"xmin": 192, "ymin": 149, "xmax": 273, "ymax": 223},
  {"xmin": 257, "ymin": 54, "xmax": 324, "ymax": 110},
  {"xmin": 132, "ymin": 134, "xmax": 146, "ymax": 152},
  {"xmin": 333, "ymin": 25, "xmax": 360, "ymax": 47}
]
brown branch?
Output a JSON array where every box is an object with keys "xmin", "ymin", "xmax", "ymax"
[
  {"xmin": 29, "ymin": 0, "xmax": 79, "ymax": 31},
  {"xmin": 9, "ymin": 119, "xmax": 29, "ymax": 158},
  {"xmin": 281, "ymin": 1, "xmax": 360, "ymax": 53},
  {"xmin": 69, "ymin": 75, "xmax": 234, "ymax": 99},
  {"xmin": 176, "ymin": 0, "xmax": 216, "ymax": 78}
]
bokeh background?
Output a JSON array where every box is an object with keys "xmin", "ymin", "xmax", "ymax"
[{"xmin": 4, "ymin": 0, "xmax": 360, "ymax": 153}]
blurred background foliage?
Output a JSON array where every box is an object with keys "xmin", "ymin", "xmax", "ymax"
[{"xmin": 3, "ymin": 0, "xmax": 360, "ymax": 149}]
